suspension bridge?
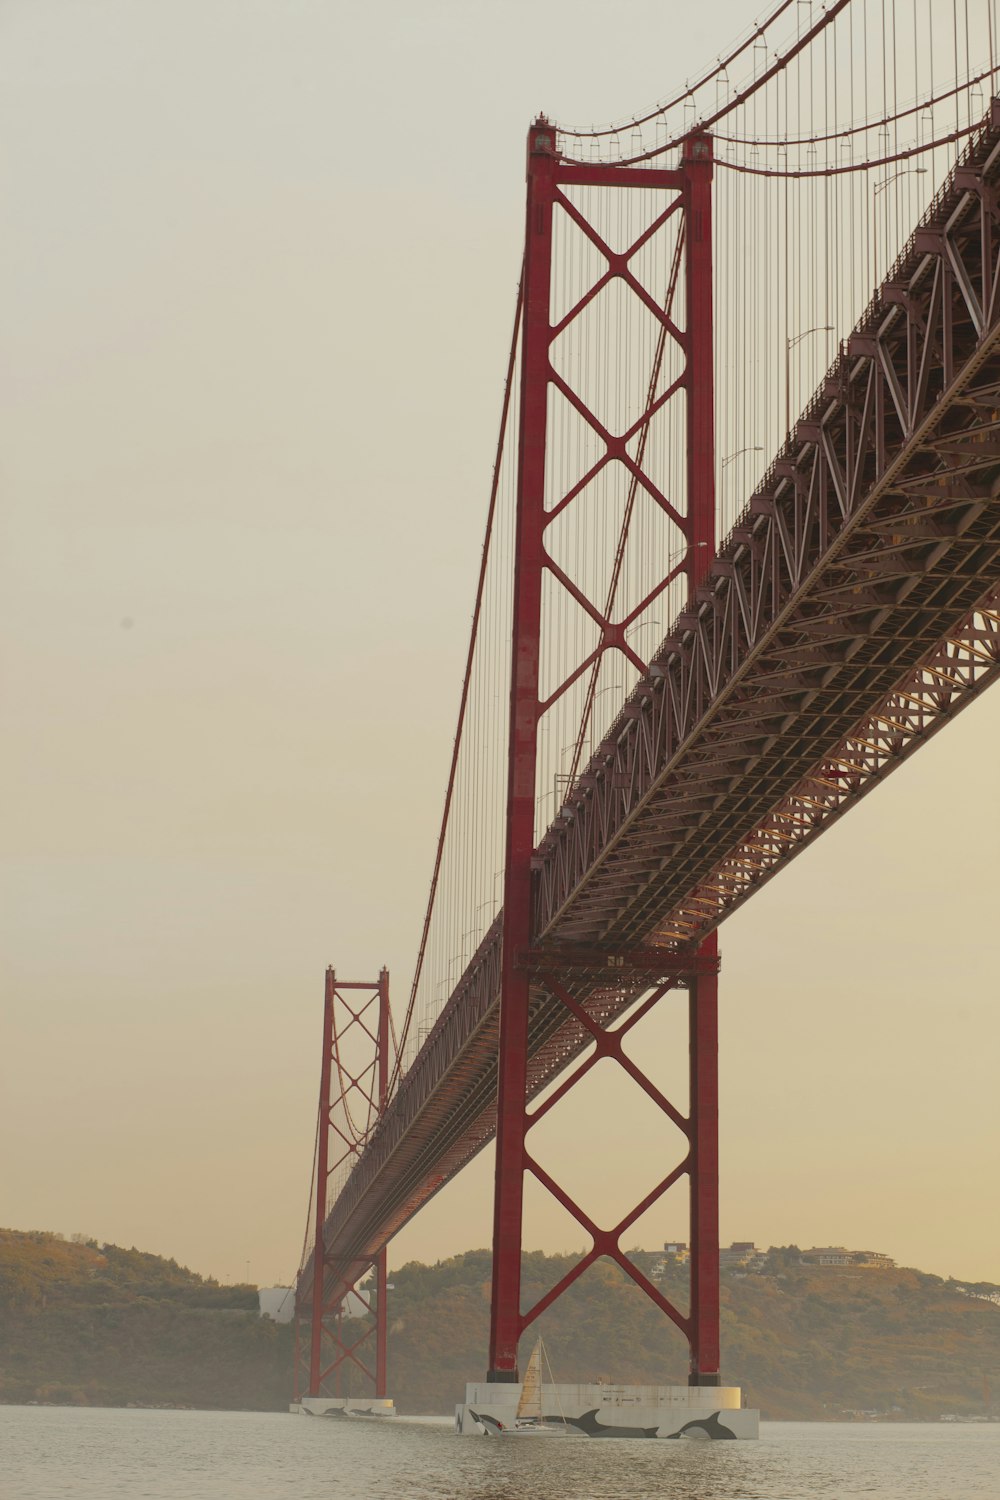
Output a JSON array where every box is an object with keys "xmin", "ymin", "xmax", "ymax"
[{"xmin": 291, "ymin": 0, "xmax": 1000, "ymax": 1436}]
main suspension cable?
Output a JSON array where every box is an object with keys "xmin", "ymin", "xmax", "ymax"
[
  {"xmin": 555, "ymin": 0, "xmax": 803, "ymax": 139},
  {"xmin": 712, "ymin": 63, "xmax": 999, "ymax": 149},
  {"xmin": 717, "ymin": 119, "xmax": 982, "ymax": 176},
  {"xmin": 389, "ymin": 274, "xmax": 524, "ymax": 1096},
  {"xmin": 558, "ymin": 0, "xmax": 855, "ymax": 165}
]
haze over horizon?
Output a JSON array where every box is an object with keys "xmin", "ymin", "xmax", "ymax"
[{"xmin": 2, "ymin": 0, "xmax": 998, "ymax": 1295}]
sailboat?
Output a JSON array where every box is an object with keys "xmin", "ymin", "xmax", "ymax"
[{"xmin": 470, "ymin": 1339, "xmax": 571, "ymax": 1437}]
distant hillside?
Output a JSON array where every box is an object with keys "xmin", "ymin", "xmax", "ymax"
[
  {"xmin": 380, "ymin": 1247, "xmax": 1000, "ymax": 1420},
  {"xmin": 0, "ymin": 1229, "xmax": 291, "ymax": 1409},
  {"xmin": 2, "ymin": 1231, "xmax": 998, "ymax": 1419}
]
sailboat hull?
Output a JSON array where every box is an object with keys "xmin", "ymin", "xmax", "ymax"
[{"xmin": 468, "ymin": 1409, "xmax": 573, "ymax": 1436}]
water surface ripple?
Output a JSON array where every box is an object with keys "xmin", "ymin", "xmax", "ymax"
[{"xmin": 3, "ymin": 1406, "xmax": 997, "ymax": 1500}]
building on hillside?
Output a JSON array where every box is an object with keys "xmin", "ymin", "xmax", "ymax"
[
  {"xmin": 649, "ymin": 1242, "xmax": 689, "ymax": 1278},
  {"xmin": 652, "ymin": 1240, "xmax": 774, "ymax": 1278},
  {"xmin": 799, "ymin": 1247, "xmax": 895, "ymax": 1268},
  {"xmin": 720, "ymin": 1241, "xmax": 765, "ymax": 1270},
  {"xmin": 719, "ymin": 1242, "xmax": 758, "ymax": 1266}
]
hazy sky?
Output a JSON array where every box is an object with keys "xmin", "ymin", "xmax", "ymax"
[{"xmin": 2, "ymin": 0, "xmax": 998, "ymax": 1294}]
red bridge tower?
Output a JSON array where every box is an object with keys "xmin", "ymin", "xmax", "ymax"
[
  {"xmin": 295, "ymin": 968, "xmax": 391, "ymax": 1405},
  {"xmin": 488, "ymin": 122, "xmax": 722, "ymax": 1386}
]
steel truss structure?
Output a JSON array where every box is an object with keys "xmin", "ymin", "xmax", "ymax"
[
  {"xmin": 295, "ymin": 969, "xmax": 390, "ymax": 1401},
  {"xmin": 490, "ymin": 936, "xmax": 723, "ymax": 1381},
  {"xmin": 298, "ymin": 103, "xmax": 1000, "ymax": 1396},
  {"xmin": 489, "ymin": 123, "xmax": 721, "ymax": 1381},
  {"xmin": 536, "ymin": 105, "xmax": 1000, "ymax": 946}
]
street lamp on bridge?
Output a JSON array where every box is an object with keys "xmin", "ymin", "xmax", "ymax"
[
  {"xmin": 873, "ymin": 167, "xmax": 928, "ymax": 286},
  {"xmin": 786, "ymin": 325, "xmax": 834, "ymax": 439},
  {"xmin": 721, "ymin": 445, "xmax": 763, "ymax": 467}
]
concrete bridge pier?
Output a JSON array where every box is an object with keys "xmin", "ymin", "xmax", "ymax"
[
  {"xmin": 455, "ymin": 1381, "xmax": 758, "ymax": 1438},
  {"xmin": 290, "ymin": 1396, "xmax": 397, "ymax": 1419}
]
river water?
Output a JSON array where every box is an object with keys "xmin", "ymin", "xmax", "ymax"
[{"xmin": 2, "ymin": 1406, "xmax": 997, "ymax": 1500}]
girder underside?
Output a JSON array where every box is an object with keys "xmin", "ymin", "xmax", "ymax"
[
  {"xmin": 305, "ymin": 577, "xmax": 999, "ymax": 1292},
  {"xmin": 300, "ymin": 110, "xmax": 1000, "ymax": 1297},
  {"xmin": 562, "ymin": 506, "xmax": 1000, "ymax": 949}
]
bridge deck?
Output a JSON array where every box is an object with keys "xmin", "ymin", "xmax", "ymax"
[{"xmin": 301, "ymin": 111, "xmax": 1000, "ymax": 1303}]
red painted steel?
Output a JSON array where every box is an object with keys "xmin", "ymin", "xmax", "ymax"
[
  {"xmin": 684, "ymin": 133, "xmax": 716, "ymax": 590},
  {"xmin": 376, "ymin": 968, "xmax": 389, "ymax": 1398},
  {"xmin": 688, "ymin": 930, "xmax": 720, "ymax": 1382},
  {"xmin": 293, "ymin": 1308, "xmax": 301, "ymax": 1404},
  {"xmin": 302, "ymin": 969, "xmax": 392, "ymax": 1400},
  {"xmin": 487, "ymin": 123, "xmax": 723, "ymax": 1382},
  {"xmin": 301, "ymin": 105, "xmax": 1000, "ymax": 1404},
  {"xmin": 683, "ymin": 132, "xmax": 722, "ymax": 1385},
  {"xmin": 503, "ymin": 950, "xmax": 720, "ymax": 1352},
  {"xmin": 307, "ymin": 969, "xmax": 335, "ymax": 1396},
  {"xmin": 488, "ymin": 118, "xmax": 557, "ymax": 1382}
]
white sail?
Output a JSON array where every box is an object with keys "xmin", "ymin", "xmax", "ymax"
[{"xmin": 515, "ymin": 1340, "xmax": 543, "ymax": 1420}]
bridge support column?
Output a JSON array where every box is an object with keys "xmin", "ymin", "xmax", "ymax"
[
  {"xmin": 683, "ymin": 130, "xmax": 715, "ymax": 582},
  {"xmin": 306, "ymin": 969, "xmax": 336, "ymax": 1397},
  {"xmin": 296, "ymin": 968, "xmax": 395, "ymax": 1409},
  {"xmin": 487, "ymin": 117, "xmax": 557, "ymax": 1384},
  {"xmin": 487, "ymin": 119, "xmax": 731, "ymax": 1393},
  {"xmin": 689, "ymin": 930, "xmax": 721, "ymax": 1384},
  {"xmin": 682, "ymin": 127, "xmax": 721, "ymax": 1386}
]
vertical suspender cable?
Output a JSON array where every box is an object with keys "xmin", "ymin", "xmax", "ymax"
[{"xmin": 390, "ymin": 276, "xmax": 524, "ymax": 1093}]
